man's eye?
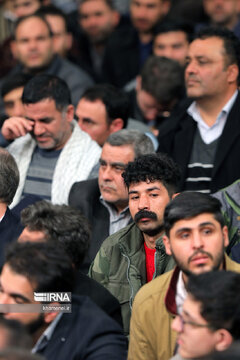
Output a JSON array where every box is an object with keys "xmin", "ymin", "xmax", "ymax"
[{"xmin": 180, "ymin": 233, "xmax": 189, "ymax": 239}]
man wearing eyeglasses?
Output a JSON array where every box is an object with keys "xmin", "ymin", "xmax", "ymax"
[
  {"xmin": 128, "ymin": 192, "xmax": 240, "ymax": 360},
  {"xmin": 171, "ymin": 270, "xmax": 240, "ymax": 359}
]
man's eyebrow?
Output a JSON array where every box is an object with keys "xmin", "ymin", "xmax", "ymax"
[
  {"xmin": 82, "ymin": 117, "xmax": 96, "ymax": 123},
  {"xmin": 146, "ymin": 186, "xmax": 161, "ymax": 192},
  {"xmin": 99, "ymin": 159, "xmax": 126, "ymax": 167},
  {"xmin": 175, "ymin": 222, "xmax": 215, "ymax": 235},
  {"xmin": 182, "ymin": 308, "xmax": 196, "ymax": 321},
  {"xmin": 9, "ymin": 292, "xmax": 32, "ymax": 303}
]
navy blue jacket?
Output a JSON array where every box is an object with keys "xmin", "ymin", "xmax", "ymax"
[{"xmin": 37, "ymin": 295, "xmax": 127, "ymax": 360}]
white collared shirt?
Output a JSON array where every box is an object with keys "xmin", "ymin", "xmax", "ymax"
[
  {"xmin": 187, "ymin": 91, "xmax": 238, "ymax": 144},
  {"xmin": 176, "ymin": 271, "xmax": 187, "ymax": 315},
  {"xmin": 100, "ymin": 196, "xmax": 131, "ymax": 235}
]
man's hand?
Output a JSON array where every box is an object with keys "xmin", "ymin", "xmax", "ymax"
[{"xmin": 1, "ymin": 117, "xmax": 34, "ymax": 141}]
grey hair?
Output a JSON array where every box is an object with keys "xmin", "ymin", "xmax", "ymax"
[
  {"xmin": 0, "ymin": 148, "xmax": 19, "ymax": 205},
  {"xmin": 106, "ymin": 129, "xmax": 155, "ymax": 158}
]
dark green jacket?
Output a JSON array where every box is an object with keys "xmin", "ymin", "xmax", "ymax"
[{"xmin": 89, "ymin": 223, "xmax": 175, "ymax": 335}]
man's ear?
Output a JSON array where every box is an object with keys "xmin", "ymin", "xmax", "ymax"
[
  {"xmin": 163, "ymin": 235, "xmax": 172, "ymax": 255},
  {"xmin": 172, "ymin": 192, "xmax": 180, "ymax": 200},
  {"xmin": 136, "ymin": 76, "xmax": 142, "ymax": 91},
  {"xmin": 215, "ymin": 329, "xmax": 233, "ymax": 351},
  {"xmin": 109, "ymin": 118, "xmax": 124, "ymax": 133},
  {"xmin": 66, "ymin": 104, "xmax": 75, "ymax": 122},
  {"xmin": 43, "ymin": 302, "xmax": 60, "ymax": 324},
  {"xmin": 222, "ymin": 225, "xmax": 229, "ymax": 248}
]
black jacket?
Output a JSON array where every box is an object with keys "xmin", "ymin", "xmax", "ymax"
[
  {"xmin": 37, "ymin": 295, "xmax": 127, "ymax": 360},
  {"xmin": 69, "ymin": 178, "xmax": 132, "ymax": 272},
  {"xmin": 157, "ymin": 92, "xmax": 240, "ymax": 193},
  {"xmin": 74, "ymin": 271, "xmax": 123, "ymax": 327},
  {"xmin": 0, "ymin": 207, "xmax": 23, "ymax": 267}
]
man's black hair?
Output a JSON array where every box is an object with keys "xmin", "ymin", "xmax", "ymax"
[
  {"xmin": 187, "ymin": 271, "xmax": 240, "ymax": 339},
  {"xmin": 36, "ymin": 5, "xmax": 69, "ymax": 32},
  {"xmin": 22, "ymin": 74, "xmax": 72, "ymax": 111},
  {"xmin": 1, "ymin": 73, "xmax": 32, "ymax": 98},
  {"xmin": 21, "ymin": 201, "xmax": 90, "ymax": 269},
  {"xmin": 5, "ymin": 242, "xmax": 75, "ymax": 294},
  {"xmin": 14, "ymin": 14, "xmax": 53, "ymax": 40},
  {"xmin": 140, "ymin": 55, "xmax": 185, "ymax": 105},
  {"xmin": 0, "ymin": 148, "xmax": 19, "ymax": 205},
  {"xmin": 195, "ymin": 26, "xmax": 240, "ymax": 71},
  {"xmin": 164, "ymin": 192, "xmax": 224, "ymax": 237},
  {"xmin": 153, "ymin": 19, "xmax": 194, "ymax": 43},
  {"xmin": 78, "ymin": 0, "xmax": 115, "ymax": 11},
  {"xmin": 80, "ymin": 84, "xmax": 130, "ymax": 128},
  {"xmin": 122, "ymin": 152, "xmax": 181, "ymax": 196}
]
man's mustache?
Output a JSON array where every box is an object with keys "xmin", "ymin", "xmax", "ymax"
[
  {"xmin": 188, "ymin": 249, "xmax": 213, "ymax": 264},
  {"xmin": 134, "ymin": 210, "xmax": 157, "ymax": 223}
]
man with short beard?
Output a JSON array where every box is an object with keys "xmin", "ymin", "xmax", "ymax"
[
  {"xmin": 89, "ymin": 153, "xmax": 180, "ymax": 335},
  {"xmin": 0, "ymin": 242, "xmax": 127, "ymax": 360},
  {"xmin": 128, "ymin": 192, "xmax": 240, "ymax": 360},
  {"xmin": 75, "ymin": 0, "xmax": 120, "ymax": 82}
]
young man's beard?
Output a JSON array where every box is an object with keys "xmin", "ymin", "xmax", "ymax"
[{"xmin": 26, "ymin": 313, "xmax": 45, "ymax": 334}]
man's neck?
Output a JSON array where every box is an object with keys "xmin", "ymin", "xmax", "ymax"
[
  {"xmin": 196, "ymin": 88, "xmax": 237, "ymax": 127},
  {"xmin": 0, "ymin": 203, "xmax": 7, "ymax": 219},
  {"xmin": 138, "ymin": 31, "xmax": 153, "ymax": 44},
  {"xmin": 143, "ymin": 231, "xmax": 163, "ymax": 249},
  {"xmin": 213, "ymin": 16, "xmax": 239, "ymax": 31}
]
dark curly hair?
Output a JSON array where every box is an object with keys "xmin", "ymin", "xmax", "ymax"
[
  {"xmin": 21, "ymin": 201, "xmax": 90, "ymax": 269},
  {"xmin": 122, "ymin": 153, "xmax": 181, "ymax": 196}
]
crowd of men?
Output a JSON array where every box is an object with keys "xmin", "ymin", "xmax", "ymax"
[{"xmin": 1, "ymin": 0, "xmax": 240, "ymax": 359}]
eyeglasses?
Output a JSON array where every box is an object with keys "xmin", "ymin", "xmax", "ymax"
[{"xmin": 178, "ymin": 313, "xmax": 212, "ymax": 332}]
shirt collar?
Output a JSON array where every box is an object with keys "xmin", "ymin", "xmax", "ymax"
[
  {"xmin": 187, "ymin": 90, "xmax": 238, "ymax": 128},
  {"xmin": 32, "ymin": 313, "xmax": 62, "ymax": 353},
  {"xmin": 99, "ymin": 195, "xmax": 129, "ymax": 216}
]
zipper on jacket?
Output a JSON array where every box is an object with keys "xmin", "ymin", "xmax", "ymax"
[{"xmin": 121, "ymin": 253, "xmax": 134, "ymax": 311}]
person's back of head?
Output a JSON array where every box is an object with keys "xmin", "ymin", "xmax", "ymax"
[
  {"xmin": 20, "ymin": 201, "xmax": 90, "ymax": 269},
  {"xmin": 188, "ymin": 271, "xmax": 240, "ymax": 341},
  {"xmin": 5, "ymin": 241, "xmax": 75, "ymax": 294},
  {"xmin": 0, "ymin": 148, "xmax": 19, "ymax": 206},
  {"xmin": 139, "ymin": 55, "xmax": 185, "ymax": 106}
]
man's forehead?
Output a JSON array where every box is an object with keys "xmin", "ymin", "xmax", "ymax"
[
  {"xmin": 16, "ymin": 17, "xmax": 50, "ymax": 36},
  {"xmin": 170, "ymin": 213, "xmax": 218, "ymax": 231},
  {"xmin": 101, "ymin": 143, "xmax": 135, "ymax": 159},
  {"xmin": 188, "ymin": 37, "xmax": 225, "ymax": 56},
  {"xmin": 129, "ymin": 179, "xmax": 163, "ymax": 191},
  {"xmin": 156, "ymin": 30, "xmax": 188, "ymax": 42}
]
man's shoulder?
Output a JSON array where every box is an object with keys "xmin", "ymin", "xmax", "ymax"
[
  {"xmin": 102, "ymin": 223, "xmax": 139, "ymax": 249},
  {"xmin": 70, "ymin": 178, "xmax": 99, "ymax": 195},
  {"xmin": 133, "ymin": 269, "xmax": 174, "ymax": 309},
  {"xmin": 226, "ymin": 254, "xmax": 240, "ymax": 272},
  {"xmin": 56, "ymin": 56, "xmax": 94, "ymax": 82},
  {"xmin": 69, "ymin": 178, "xmax": 100, "ymax": 208}
]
